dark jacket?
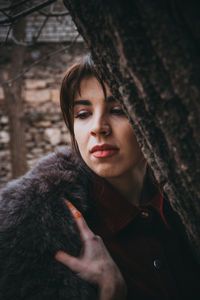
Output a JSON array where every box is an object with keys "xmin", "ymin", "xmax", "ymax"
[
  {"xmin": 0, "ymin": 147, "xmax": 97, "ymax": 300},
  {"xmin": 0, "ymin": 147, "xmax": 198, "ymax": 300}
]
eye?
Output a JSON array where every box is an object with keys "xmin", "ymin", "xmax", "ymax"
[
  {"xmin": 74, "ymin": 111, "xmax": 91, "ymax": 119},
  {"xmin": 110, "ymin": 107, "xmax": 125, "ymax": 115}
]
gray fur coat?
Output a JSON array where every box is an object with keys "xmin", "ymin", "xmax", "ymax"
[
  {"xmin": 1, "ymin": 147, "xmax": 200, "ymax": 300},
  {"xmin": 0, "ymin": 147, "xmax": 97, "ymax": 300}
]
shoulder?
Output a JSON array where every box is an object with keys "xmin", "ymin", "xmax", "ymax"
[
  {"xmin": 0, "ymin": 146, "xmax": 92, "ymax": 223},
  {"xmin": 1, "ymin": 146, "xmax": 84, "ymax": 191}
]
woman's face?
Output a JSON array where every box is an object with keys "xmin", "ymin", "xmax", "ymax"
[{"xmin": 73, "ymin": 76, "xmax": 143, "ymax": 179}]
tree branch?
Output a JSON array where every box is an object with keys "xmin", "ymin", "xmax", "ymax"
[
  {"xmin": 0, "ymin": 8, "xmax": 12, "ymax": 19},
  {"xmin": 0, "ymin": 34, "xmax": 80, "ymax": 85},
  {"xmin": 5, "ymin": 23, "xmax": 13, "ymax": 43},
  {"xmin": 0, "ymin": 0, "xmax": 56, "ymax": 25},
  {"xmin": 38, "ymin": 10, "xmax": 69, "ymax": 17},
  {"xmin": 33, "ymin": 15, "xmax": 49, "ymax": 43},
  {"xmin": 0, "ymin": 0, "xmax": 29, "ymax": 12},
  {"xmin": 9, "ymin": 34, "xmax": 32, "ymax": 46}
]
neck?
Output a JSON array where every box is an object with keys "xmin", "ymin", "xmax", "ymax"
[{"xmin": 107, "ymin": 158, "xmax": 147, "ymax": 206}]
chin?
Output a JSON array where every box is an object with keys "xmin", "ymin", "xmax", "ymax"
[{"xmin": 92, "ymin": 165, "xmax": 123, "ymax": 179}]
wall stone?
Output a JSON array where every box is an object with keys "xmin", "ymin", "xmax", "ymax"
[
  {"xmin": 25, "ymin": 79, "xmax": 47, "ymax": 89},
  {"xmin": 0, "ymin": 42, "xmax": 88, "ymax": 190},
  {"xmin": 24, "ymin": 89, "xmax": 51, "ymax": 103}
]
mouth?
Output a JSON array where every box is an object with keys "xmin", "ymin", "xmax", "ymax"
[{"xmin": 90, "ymin": 144, "xmax": 119, "ymax": 158}]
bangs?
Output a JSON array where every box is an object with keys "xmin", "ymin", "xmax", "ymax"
[{"xmin": 71, "ymin": 57, "xmax": 107, "ymax": 102}]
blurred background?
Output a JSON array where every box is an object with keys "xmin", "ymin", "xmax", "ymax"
[{"xmin": 0, "ymin": 0, "xmax": 88, "ymax": 190}]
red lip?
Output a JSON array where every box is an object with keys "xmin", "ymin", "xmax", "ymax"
[{"xmin": 90, "ymin": 144, "xmax": 118, "ymax": 153}]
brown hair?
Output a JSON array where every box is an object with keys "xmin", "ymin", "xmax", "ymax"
[
  {"xmin": 60, "ymin": 55, "xmax": 160, "ymax": 192},
  {"xmin": 60, "ymin": 54, "xmax": 106, "ymax": 151}
]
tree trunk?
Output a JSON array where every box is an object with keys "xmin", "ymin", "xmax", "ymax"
[
  {"xmin": 63, "ymin": 0, "xmax": 200, "ymax": 260},
  {"xmin": 3, "ymin": 17, "xmax": 28, "ymax": 178}
]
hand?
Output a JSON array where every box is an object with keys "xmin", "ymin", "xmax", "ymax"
[{"xmin": 55, "ymin": 201, "xmax": 127, "ymax": 300}]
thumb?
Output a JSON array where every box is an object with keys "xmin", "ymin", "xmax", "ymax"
[{"xmin": 55, "ymin": 250, "xmax": 83, "ymax": 273}]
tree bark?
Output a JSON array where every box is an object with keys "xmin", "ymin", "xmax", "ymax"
[
  {"xmin": 3, "ymin": 17, "xmax": 28, "ymax": 178},
  {"xmin": 63, "ymin": 0, "xmax": 200, "ymax": 260}
]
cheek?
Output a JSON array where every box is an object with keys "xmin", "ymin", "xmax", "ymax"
[
  {"xmin": 74, "ymin": 125, "xmax": 84, "ymax": 147},
  {"xmin": 74, "ymin": 124, "xmax": 89, "ymax": 159},
  {"xmin": 121, "ymin": 124, "xmax": 143, "ymax": 159}
]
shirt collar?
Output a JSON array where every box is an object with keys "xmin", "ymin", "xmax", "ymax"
[{"xmin": 93, "ymin": 175, "xmax": 165, "ymax": 234}]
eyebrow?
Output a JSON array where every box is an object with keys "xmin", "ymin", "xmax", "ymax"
[
  {"xmin": 105, "ymin": 95, "xmax": 116, "ymax": 103},
  {"xmin": 73, "ymin": 100, "xmax": 91, "ymax": 106},
  {"xmin": 73, "ymin": 96, "xmax": 116, "ymax": 106}
]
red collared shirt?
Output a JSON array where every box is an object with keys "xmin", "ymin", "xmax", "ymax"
[{"xmin": 91, "ymin": 176, "xmax": 200, "ymax": 300}]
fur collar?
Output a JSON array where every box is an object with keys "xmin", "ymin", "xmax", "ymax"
[{"xmin": 0, "ymin": 146, "xmax": 97, "ymax": 299}]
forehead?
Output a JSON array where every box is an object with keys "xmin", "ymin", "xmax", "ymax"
[{"xmin": 74, "ymin": 76, "xmax": 111, "ymax": 100}]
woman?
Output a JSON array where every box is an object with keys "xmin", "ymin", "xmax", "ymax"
[{"xmin": 0, "ymin": 55, "xmax": 199, "ymax": 300}]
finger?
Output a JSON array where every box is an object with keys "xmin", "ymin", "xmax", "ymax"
[
  {"xmin": 66, "ymin": 200, "xmax": 82, "ymax": 219},
  {"xmin": 55, "ymin": 250, "xmax": 83, "ymax": 274},
  {"xmin": 65, "ymin": 200, "xmax": 94, "ymax": 241}
]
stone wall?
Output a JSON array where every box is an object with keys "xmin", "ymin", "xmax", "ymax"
[{"xmin": 0, "ymin": 42, "xmax": 87, "ymax": 190}]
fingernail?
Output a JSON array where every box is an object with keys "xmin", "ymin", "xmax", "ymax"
[
  {"xmin": 55, "ymin": 250, "xmax": 72, "ymax": 261},
  {"xmin": 55, "ymin": 250, "xmax": 62, "ymax": 260},
  {"xmin": 66, "ymin": 200, "xmax": 82, "ymax": 219}
]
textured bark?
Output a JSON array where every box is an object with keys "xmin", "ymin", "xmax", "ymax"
[
  {"xmin": 63, "ymin": 0, "xmax": 200, "ymax": 260},
  {"xmin": 3, "ymin": 17, "xmax": 28, "ymax": 178}
]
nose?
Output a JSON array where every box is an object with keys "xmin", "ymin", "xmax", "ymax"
[{"xmin": 90, "ymin": 115, "xmax": 111, "ymax": 137}]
